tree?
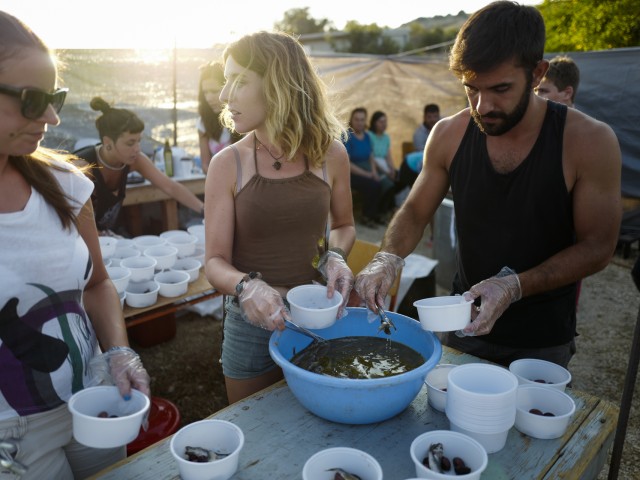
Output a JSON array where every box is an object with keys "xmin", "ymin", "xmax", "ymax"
[
  {"xmin": 538, "ymin": 0, "xmax": 640, "ymax": 51},
  {"xmin": 335, "ymin": 21, "xmax": 400, "ymax": 55},
  {"xmin": 274, "ymin": 7, "xmax": 333, "ymax": 35}
]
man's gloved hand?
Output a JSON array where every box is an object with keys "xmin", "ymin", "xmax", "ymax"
[
  {"xmin": 317, "ymin": 250, "xmax": 354, "ymax": 317},
  {"xmin": 107, "ymin": 346, "xmax": 151, "ymax": 399},
  {"xmin": 354, "ymin": 251, "xmax": 405, "ymax": 311},
  {"xmin": 238, "ymin": 277, "xmax": 289, "ymax": 331},
  {"xmin": 462, "ymin": 267, "xmax": 522, "ymax": 336}
]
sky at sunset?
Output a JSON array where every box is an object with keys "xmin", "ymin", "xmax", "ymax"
[{"xmin": 3, "ymin": 0, "xmax": 539, "ymax": 49}]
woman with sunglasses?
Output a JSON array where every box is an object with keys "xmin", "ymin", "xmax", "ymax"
[
  {"xmin": 0, "ymin": 12, "xmax": 150, "ymax": 479},
  {"xmin": 204, "ymin": 31, "xmax": 356, "ymax": 404},
  {"xmin": 73, "ymin": 97, "xmax": 204, "ymax": 236}
]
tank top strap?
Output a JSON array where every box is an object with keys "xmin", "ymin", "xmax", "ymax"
[{"xmin": 231, "ymin": 145, "xmax": 242, "ymax": 194}]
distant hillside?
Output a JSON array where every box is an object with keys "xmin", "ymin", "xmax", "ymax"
[{"xmin": 401, "ymin": 12, "xmax": 469, "ymax": 31}]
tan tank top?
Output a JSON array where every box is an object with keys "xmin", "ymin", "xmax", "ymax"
[{"xmin": 231, "ymin": 146, "xmax": 331, "ymax": 288}]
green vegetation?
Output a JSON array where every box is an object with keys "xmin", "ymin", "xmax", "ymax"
[
  {"xmin": 539, "ymin": 0, "xmax": 640, "ymax": 51},
  {"xmin": 273, "ymin": 7, "xmax": 333, "ymax": 35},
  {"xmin": 274, "ymin": 2, "xmax": 640, "ymax": 54}
]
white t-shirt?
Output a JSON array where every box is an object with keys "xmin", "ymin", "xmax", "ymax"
[
  {"xmin": 197, "ymin": 117, "xmax": 232, "ymax": 156},
  {"xmin": 0, "ymin": 160, "xmax": 96, "ymax": 420}
]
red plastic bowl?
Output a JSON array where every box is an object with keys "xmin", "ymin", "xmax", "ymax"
[{"xmin": 127, "ymin": 396, "xmax": 181, "ymax": 456}]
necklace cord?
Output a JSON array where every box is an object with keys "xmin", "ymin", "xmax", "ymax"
[{"xmin": 254, "ymin": 132, "xmax": 284, "ymax": 170}]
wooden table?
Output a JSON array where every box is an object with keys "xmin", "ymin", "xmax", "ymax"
[
  {"xmin": 90, "ymin": 347, "xmax": 618, "ymax": 480},
  {"xmin": 124, "ymin": 271, "xmax": 219, "ymax": 327},
  {"xmin": 123, "ymin": 174, "xmax": 205, "ymax": 234}
]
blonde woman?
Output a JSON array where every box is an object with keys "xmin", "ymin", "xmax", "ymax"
[{"xmin": 204, "ymin": 31, "xmax": 356, "ymax": 403}]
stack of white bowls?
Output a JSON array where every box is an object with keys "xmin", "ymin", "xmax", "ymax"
[{"xmin": 445, "ymin": 363, "xmax": 519, "ymax": 453}]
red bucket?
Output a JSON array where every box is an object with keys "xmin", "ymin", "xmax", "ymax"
[{"xmin": 127, "ymin": 396, "xmax": 181, "ymax": 456}]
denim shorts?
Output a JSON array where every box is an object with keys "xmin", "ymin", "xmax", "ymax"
[{"xmin": 220, "ymin": 296, "xmax": 279, "ymax": 379}]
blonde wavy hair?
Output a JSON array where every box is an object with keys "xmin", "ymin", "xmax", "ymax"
[{"xmin": 221, "ymin": 31, "xmax": 346, "ymax": 168}]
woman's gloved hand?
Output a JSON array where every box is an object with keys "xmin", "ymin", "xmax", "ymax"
[
  {"xmin": 106, "ymin": 346, "xmax": 151, "ymax": 399},
  {"xmin": 462, "ymin": 267, "xmax": 522, "ymax": 336},
  {"xmin": 354, "ymin": 251, "xmax": 405, "ymax": 311},
  {"xmin": 317, "ymin": 250, "xmax": 354, "ymax": 318},
  {"xmin": 239, "ymin": 277, "xmax": 289, "ymax": 331}
]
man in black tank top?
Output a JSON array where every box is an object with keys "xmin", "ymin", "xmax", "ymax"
[{"xmin": 354, "ymin": 2, "xmax": 621, "ymax": 369}]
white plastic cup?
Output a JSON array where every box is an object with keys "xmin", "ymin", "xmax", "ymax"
[
  {"xmin": 170, "ymin": 419, "xmax": 244, "ymax": 480},
  {"xmin": 303, "ymin": 447, "xmax": 383, "ymax": 480}
]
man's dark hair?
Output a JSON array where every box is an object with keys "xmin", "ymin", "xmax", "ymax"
[
  {"xmin": 449, "ymin": 1, "xmax": 545, "ymax": 79},
  {"xmin": 544, "ymin": 56, "xmax": 580, "ymax": 103},
  {"xmin": 424, "ymin": 104, "xmax": 440, "ymax": 115}
]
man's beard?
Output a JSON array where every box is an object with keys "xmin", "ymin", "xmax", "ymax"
[{"xmin": 471, "ymin": 76, "xmax": 533, "ymax": 136}]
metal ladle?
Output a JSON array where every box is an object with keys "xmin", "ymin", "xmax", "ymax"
[{"xmin": 284, "ymin": 320, "xmax": 327, "ymax": 343}]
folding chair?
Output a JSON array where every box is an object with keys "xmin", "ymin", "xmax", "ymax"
[{"xmin": 347, "ymin": 239, "xmax": 401, "ymax": 311}]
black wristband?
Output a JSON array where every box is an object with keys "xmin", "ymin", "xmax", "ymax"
[
  {"xmin": 235, "ymin": 271, "xmax": 262, "ymax": 296},
  {"xmin": 328, "ymin": 247, "xmax": 348, "ymax": 262}
]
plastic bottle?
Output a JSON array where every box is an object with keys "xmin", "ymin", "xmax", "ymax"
[{"xmin": 163, "ymin": 139, "xmax": 174, "ymax": 177}]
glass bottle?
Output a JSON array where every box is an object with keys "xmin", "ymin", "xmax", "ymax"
[{"xmin": 163, "ymin": 139, "xmax": 173, "ymax": 177}]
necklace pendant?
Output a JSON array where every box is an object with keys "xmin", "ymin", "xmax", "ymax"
[{"xmin": 272, "ymin": 160, "xmax": 282, "ymax": 170}]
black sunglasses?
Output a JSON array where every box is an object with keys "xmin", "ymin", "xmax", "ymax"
[{"xmin": 0, "ymin": 84, "xmax": 68, "ymax": 120}]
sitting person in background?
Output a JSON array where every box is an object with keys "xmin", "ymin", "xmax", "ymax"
[
  {"xmin": 368, "ymin": 110, "xmax": 396, "ymax": 180},
  {"xmin": 399, "ymin": 103, "xmax": 441, "ymax": 190},
  {"xmin": 74, "ymin": 97, "xmax": 204, "ymax": 235},
  {"xmin": 345, "ymin": 107, "xmax": 395, "ymax": 227},
  {"xmin": 413, "ymin": 103, "xmax": 440, "ymax": 152},
  {"xmin": 197, "ymin": 62, "xmax": 240, "ymax": 173},
  {"xmin": 535, "ymin": 55, "xmax": 580, "ymax": 108}
]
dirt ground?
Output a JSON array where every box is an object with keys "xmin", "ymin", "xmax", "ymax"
[{"xmin": 133, "ymin": 222, "xmax": 640, "ymax": 479}]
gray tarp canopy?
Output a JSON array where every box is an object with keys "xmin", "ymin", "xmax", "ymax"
[{"xmin": 312, "ymin": 46, "xmax": 640, "ymax": 198}]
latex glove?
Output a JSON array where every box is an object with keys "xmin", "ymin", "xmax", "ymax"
[
  {"xmin": 354, "ymin": 251, "xmax": 405, "ymax": 312},
  {"xmin": 461, "ymin": 267, "xmax": 522, "ymax": 336},
  {"xmin": 106, "ymin": 347, "xmax": 151, "ymax": 399},
  {"xmin": 317, "ymin": 250, "xmax": 354, "ymax": 318},
  {"xmin": 238, "ymin": 278, "xmax": 290, "ymax": 331}
]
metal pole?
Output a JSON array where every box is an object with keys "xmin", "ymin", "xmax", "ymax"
[
  {"xmin": 608, "ymin": 302, "xmax": 640, "ymax": 479},
  {"xmin": 172, "ymin": 38, "xmax": 178, "ymax": 147}
]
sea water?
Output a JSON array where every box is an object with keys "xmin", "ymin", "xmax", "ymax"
[{"xmin": 44, "ymin": 48, "xmax": 224, "ymax": 157}]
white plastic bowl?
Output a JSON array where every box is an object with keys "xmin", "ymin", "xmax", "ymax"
[
  {"xmin": 155, "ymin": 270, "xmax": 190, "ymax": 297},
  {"xmin": 144, "ymin": 245, "xmax": 178, "ymax": 270},
  {"xmin": 189, "ymin": 246, "xmax": 205, "ymax": 265},
  {"xmin": 448, "ymin": 420, "xmax": 510, "ymax": 455},
  {"xmin": 187, "ymin": 224, "xmax": 205, "ymax": 245},
  {"xmin": 106, "ymin": 266, "xmax": 131, "ymax": 294},
  {"xmin": 125, "ymin": 280, "xmax": 160, "ymax": 308},
  {"xmin": 425, "ymin": 364, "xmax": 457, "ymax": 413},
  {"xmin": 514, "ymin": 385, "xmax": 576, "ymax": 439},
  {"xmin": 133, "ymin": 234, "xmax": 166, "ymax": 251},
  {"xmin": 410, "ymin": 430, "xmax": 488, "ymax": 479},
  {"xmin": 413, "ymin": 296, "xmax": 473, "ymax": 332},
  {"xmin": 110, "ymin": 246, "xmax": 140, "ymax": 267},
  {"xmin": 509, "ymin": 358, "xmax": 572, "ymax": 391},
  {"xmin": 286, "ymin": 284, "xmax": 343, "ymax": 329},
  {"xmin": 167, "ymin": 233, "xmax": 198, "ymax": 257},
  {"xmin": 170, "ymin": 419, "xmax": 244, "ymax": 480},
  {"xmin": 68, "ymin": 386, "xmax": 150, "ymax": 449},
  {"xmin": 159, "ymin": 229, "xmax": 188, "ymax": 240},
  {"xmin": 303, "ymin": 447, "xmax": 383, "ymax": 480},
  {"xmin": 98, "ymin": 236, "xmax": 117, "ymax": 259},
  {"xmin": 121, "ymin": 256, "xmax": 157, "ymax": 282},
  {"xmin": 170, "ymin": 257, "xmax": 201, "ymax": 283}
]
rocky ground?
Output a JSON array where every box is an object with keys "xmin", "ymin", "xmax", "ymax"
[{"xmin": 133, "ymin": 221, "xmax": 640, "ymax": 479}]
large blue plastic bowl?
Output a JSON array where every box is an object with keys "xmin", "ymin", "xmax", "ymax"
[{"xmin": 269, "ymin": 307, "xmax": 442, "ymax": 424}]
